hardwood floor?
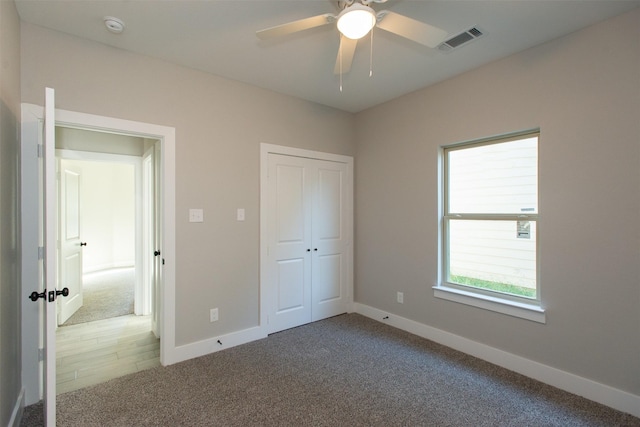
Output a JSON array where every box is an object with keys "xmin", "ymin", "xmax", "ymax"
[{"xmin": 56, "ymin": 314, "xmax": 160, "ymax": 394}]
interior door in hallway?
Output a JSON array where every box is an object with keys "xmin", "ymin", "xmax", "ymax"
[
  {"xmin": 266, "ymin": 153, "xmax": 350, "ymax": 334},
  {"xmin": 58, "ymin": 159, "xmax": 84, "ymax": 324}
]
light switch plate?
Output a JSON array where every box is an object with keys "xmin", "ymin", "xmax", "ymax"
[
  {"xmin": 189, "ymin": 209, "xmax": 204, "ymax": 223},
  {"xmin": 237, "ymin": 208, "xmax": 245, "ymax": 221}
]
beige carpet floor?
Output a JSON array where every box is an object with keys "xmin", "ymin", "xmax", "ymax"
[
  {"xmin": 22, "ymin": 313, "xmax": 640, "ymax": 426},
  {"xmin": 62, "ymin": 268, "xmax": 135, "ymax": 326}
]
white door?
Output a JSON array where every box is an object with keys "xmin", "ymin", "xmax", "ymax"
[
  {"xmin": 58, "ymin": 159, "xmax": 84, "ymax": 324},
  {"xmin": 142, "ymin": 147, "xmax": 154, "ymax": 317},
  {"xmin": 267, "ymin": 154, "xmax": 313, "ymax": 333},
  {"xmin": 43, "ymin": 87, "xmax": 58, "ymax": 426},
  {"xmin": 266, "ymin": 153, "xmax": 350, "ymax": 333},
  {"xmin": 152, "ymin": 141, "xmax": 162, "ymax": 337},
  {"xmin": 311, "ymin": 160, "xmax": 349, "ymax": 321}
]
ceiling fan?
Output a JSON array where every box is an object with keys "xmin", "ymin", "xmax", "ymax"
[{"xmin": 256, "ymin": 0, "xmax": 448, "ymax": 75}]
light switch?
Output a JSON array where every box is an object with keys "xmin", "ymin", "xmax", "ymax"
[
  {"xmin": 189, "ymin": 209, "xmax": 204, "ymax": 223},
  {"xmin": 237, "ymin": 208, "xmax": 245, "ymax": 221}
]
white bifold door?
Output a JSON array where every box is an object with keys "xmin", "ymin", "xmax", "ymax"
[{"xmin": 266, "ymin": 153, "xmax": 350, "ymax": 334}]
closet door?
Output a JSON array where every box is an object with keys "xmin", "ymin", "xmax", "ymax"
[
  {"xmin": 311, "ymin": 160, "xmax": 348, "ymax": 321},
  {"xmin": 266, "ymin": 153, "xmax": 350, "ymax": 333},
  {"xmin": 267, "ymin": 154, "xmax": 313, "ymax": 333}
]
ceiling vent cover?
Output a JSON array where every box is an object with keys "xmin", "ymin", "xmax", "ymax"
[{"xmin": 438, "ymin": 27, "xmax": 484, "ymax": 52}]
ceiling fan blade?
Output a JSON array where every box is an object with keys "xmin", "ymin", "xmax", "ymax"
[
  {"xmin": 256, "ymin": 14, "xmax": 335, "ymax": 40},
  {"xmin": 334, "ymin": 35, "xmax": 358, "ymax": 75},
  {"xmin": 376, "ymin": 11, "xmax": 448, "ymax": 48}
]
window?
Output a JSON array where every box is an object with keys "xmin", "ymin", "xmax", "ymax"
[{"xmin": 436, "ymin": 131, "xmax": 544, "ymax": 322}]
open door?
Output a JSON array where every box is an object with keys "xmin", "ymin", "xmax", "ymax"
[
  {"xmin": 58, "ymin": 159, "xmax": 84, "ymax": 324},
  {"xmin": 25, "ymin": 87, "xmax": 68, "ymax": 426},
  {"xmin": 43, "ymin": 86, "xmax": 57, "ymax": 426},
  {"xmin": 142, "ymin": 141, "xmax": 162, "ymax": 337},
  {"xmin": 142, "ymin": 142, "xmax": 161, "ymax": 336},
  {"xmin": 44, "ymin": 87, "xmax": 64, "ymax": 425},
  {"xmin": 153, "ymin": 141, "xmax": 162, "ymax": 337}
]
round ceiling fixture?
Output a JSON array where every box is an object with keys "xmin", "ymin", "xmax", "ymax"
[
  {"xmin": 104, "ymin": 16, "xmax": 125, "ymax": 34},
  {"xmin": 337, "ymin": 3, "xmax": 376, "ymax": 40}
]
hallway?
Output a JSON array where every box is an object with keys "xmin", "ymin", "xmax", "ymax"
[{"xmin": 56, "ymin": 314, "xmax": 159, "ymax": 394}]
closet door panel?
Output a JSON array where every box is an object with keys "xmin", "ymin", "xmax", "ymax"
[
  {"xmin": 276, "ymin": 258, "xmax": 305, "ymax": 312},
  {"xmin": 312, "ymin": 161, "xmax": 348, "ymax": 321},
  {"xmin": 316, "ymin": 167, "xmax": 342, "ymax": 241},
  {"xmin": 315, "ymin": 253, "xmax": 342, "ymax": 302},
  {"xmin": 267, "ymin": 155, "xmax": 312, "ymax": 333},
  {"xmin": 276, "ymin": 165, "xmax": 306, "ymax": 244}
]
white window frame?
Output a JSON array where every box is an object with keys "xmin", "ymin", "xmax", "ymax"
[{"xmin": 434, "ymin": 130, "xmax": 545, "ymax": 324}]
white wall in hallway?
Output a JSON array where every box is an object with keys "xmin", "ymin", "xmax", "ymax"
[{"xmin": 62, "ymin": 159, "xmax": 135, "ymax": 273}]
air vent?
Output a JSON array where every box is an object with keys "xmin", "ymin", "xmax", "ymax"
[{"xmin": 438, "ymin": 27, "xmax": 485, "ymax": 52}]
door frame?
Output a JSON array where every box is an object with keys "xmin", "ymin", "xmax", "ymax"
[
  {"xmin": 21, "ymin": 103, "xmax": 177, "ymax": 405},
  {"xmin": 259, "ymin": 143, "xmax": 354, "ymax": 333}
]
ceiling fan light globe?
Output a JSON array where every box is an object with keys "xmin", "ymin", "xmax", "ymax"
[{"xmin": 337, "ymin": 4, "xmax": 376, "ymax": 40}]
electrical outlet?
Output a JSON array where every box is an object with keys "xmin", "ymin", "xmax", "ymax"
[
  {"xmin": 210, "ymin": 308, "xmax": 219, "ymax": 322},
  {"xmin": 397, "ymin": 292, "xmax": 404, "ymax": 304}
]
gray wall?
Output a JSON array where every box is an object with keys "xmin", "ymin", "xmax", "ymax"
[
  {"xmin": 354, "ymin": 8, "xmax": 640, "ymax": 395},
  {"xmin": 0, "ymin": 0, "xmax": 22, "ymax": 425},
  {"xmin": 21, "ymin": 22, "xmax": 356, "ymax": 347}
]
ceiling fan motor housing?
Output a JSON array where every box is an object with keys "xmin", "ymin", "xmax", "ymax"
[{"xmin": 339, "ymin": 0, "xmax": 387, "ymax": 10}]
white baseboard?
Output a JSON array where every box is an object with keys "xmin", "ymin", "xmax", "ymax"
[
  {"xmin": 8, "ymin": 389, "xmax": 25, "ymax": 427},
  {"xmin": 353, "ymin": 302, "xmax": 640, "ymax": 418},
  {"xmin": 83, "ymin": 263, "xmax": 134, "ymax": 274},
  {"xmin": 170, "ymin": 326, "xmax": 267, "ymax": 365}
]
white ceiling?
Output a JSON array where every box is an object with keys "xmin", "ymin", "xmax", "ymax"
[{"xmin": 15, "ymin": 0, "xmax": 639, "ymax": 113}]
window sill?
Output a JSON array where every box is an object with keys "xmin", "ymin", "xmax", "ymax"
[{"xmin": 433, "ymin": 286, "xmax": 546, "ymax": 324}]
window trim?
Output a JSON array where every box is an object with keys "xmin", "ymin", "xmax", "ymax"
[
  {"xmin": 435, "ymin": 129, "xmax": 545, "ymax": 323},
  {"xmin": 433, "ymin": 285, "xmax": 546, "ymax": 323}
]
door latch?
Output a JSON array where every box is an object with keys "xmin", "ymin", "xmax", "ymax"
[{"xmin": 47, "ymin": 287, "xmax": 70, "ymax": 302}]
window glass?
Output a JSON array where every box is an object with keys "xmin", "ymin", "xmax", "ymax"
[
  {"xmin": 448, "ymin": 219, "xmax": 537, "ymax": 298},
  {"xmin": 443, "ymin": 133, "xmax": 539, "ymax": 302},
  {"xmin": 448, "ymin": 137, "xmax": 538, "ymax": 214}
]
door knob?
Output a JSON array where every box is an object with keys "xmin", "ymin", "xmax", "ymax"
[
  {"xmin": 29, "ymin": 290, "xmax": 46, "ymax": 302},
  {"xmin": 80, "ymin": 242, "xmax": 87, "ymax": 246},
  {"xmin": 48, "ymin": 287, "xmax": 70, "ymax": 302}
]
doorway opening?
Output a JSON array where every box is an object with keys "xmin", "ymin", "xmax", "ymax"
[
  {"xmin": 21, "ymin": 100, "xmax": 176, "ymax": 410},
  {"xmin": 55, "ymin": 126, "xmax": 161, "ymax": 393}
]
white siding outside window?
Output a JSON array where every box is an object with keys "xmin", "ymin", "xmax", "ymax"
[{"xmin": 436, "ymin": 131, "xmax": 545, "ymax": 322}]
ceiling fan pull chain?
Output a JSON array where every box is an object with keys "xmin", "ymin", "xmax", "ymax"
[
  {"xmin": 339, "ymin": 35, "xmax": 344, "ymax": 92},
  {"xmin": 369, "ymin": 27, "xmax": 374, "ymax": 77}
]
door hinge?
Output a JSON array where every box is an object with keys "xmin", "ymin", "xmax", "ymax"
[
  {"xmin": 37, "ymin": 144, "xmax": 44, "ymax": 158},
  {"xmin": 38, "ymin": 348, "xmax": 44, "ymax": 362},
  {"xmin": 38, "ymin": 246, "xmax": 44, "ymax": 260}
]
